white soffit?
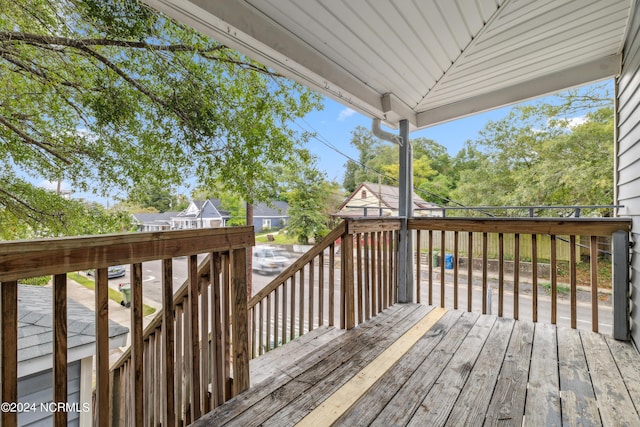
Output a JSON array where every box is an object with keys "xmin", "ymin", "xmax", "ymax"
[{"xmin": 144, "ymin": 0, "xmax": 633, "ymax": 130}]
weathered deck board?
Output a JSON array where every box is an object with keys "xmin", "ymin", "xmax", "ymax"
[
  {"xmin": 485, "ymin": 320, "xmax": 534, "ymax": 426},
  {"xmin": 557, "ymin": 327, "xmax": 601, "ymax": 426},
  {"xmin": 197, "ymin": 304, "xmax": 640, "ymax": 427},
  {"xmin": 335, "ymin": 310, "xmax": 466, "ymax": 426},
  {"xmin": 524, "ymin": 323, "xmax": 562, "ymax": 426},
  {"xmin": 581, "ymin": 330, "xmax": 640, "ymax": 426},
  {"xmin": 441, "ymin": 317, "xmax": 513, "ymax": 427}
]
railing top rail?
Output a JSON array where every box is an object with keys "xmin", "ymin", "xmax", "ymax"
[
  {"xmin": 248, "ymin": 221, "xmax": 346, "ymax": 308},
  {"xmin": 0, "ymin": 226, "xmax": 254, "ymax": 282},
  {"xmin": 345, "ymin": 218, "xmax": 402, "ymax": 234},
  {"xmin": 408, "ymin": 217, "xmax": 632, "ymax": 236}
]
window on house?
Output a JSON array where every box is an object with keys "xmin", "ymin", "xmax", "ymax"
[
  {"xmin": 361, "ymin": 190, "xmax": 367, "ymax": 199},
  {"xmin": 262, "ymin": 219, "xmax": 272, "ymax": 230}
]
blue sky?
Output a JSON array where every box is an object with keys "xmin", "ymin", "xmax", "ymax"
[
  {"xmin": 298, "ymin": 97, "xmax": 513, "ymax": 183},
  {"xmin": 299, "ymin": 79, "xmax": 614, "ymax": 184}
]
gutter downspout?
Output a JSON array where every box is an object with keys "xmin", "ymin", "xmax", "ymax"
[{"xmin": 372, "ymin": 118, "xmax": 414, "ymax": 303}]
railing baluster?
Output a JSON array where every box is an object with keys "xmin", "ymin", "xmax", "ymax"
[
  {"xmin": 383, "ymin": 231, "xmax": 389, "ymax": 309},
  {"xmin": 188, "ymin": 255, "xmax": 202, "ymax": 420},
  {"xmin": 468, "ymin": 232, "xmax": 473, "ymax": 312},
  {"xmin": 532, "ymin": 234, "xmax": 538, "ymax": 323},
  {"xmin": 222, "ymin": 253, "xmax": 231, "ymax": 400},
  {"xmin": 370, "ymin": 233, "xmax": 377, "ymax": 316},
  {"xmin": 482, "ymin": 233, "xmax": 488, "ymax": 314},
  {"xmin": 259, "ymin": 300, "xmax": 264, "ymax": 356},
  {"xmin": 162, "ymin": 259, "xmax": 176, "ymax": 426},
  {"xmin": 282, "ymin": 280, "xmax": 288, "ymax": 343},
  {"xmin": 175, "ymin": 304, "xmax": 183, "ymax": 425},
  {"xmin": 498, "ymin": 233, "xmax": 504, "ymax": 317},
  {"xmin": 551, "ymin": 235, "xmax": 557, "ymax": 324},
  {"xmin": 441, "ymin": 230, "xmax": 446, "ymax": 308},
  {"xmin": 356, "ymin": 235, "xmax": 363, "ymax": 324},
  {"xmin": 267, "ymin": 294, "xmax": 272, "ymax": 351},
  {"xmin": 274, "ymin": 286, "xmax": 280, "ymax": 349},
  {"xmin": 428, "ymin": 230, "xmax": 433, "ymax": 306},
  {"xmin": 570, "ymin": 236, "xmax": 577, "ymax": 329},
  {"xmin": 514, "ymin": 234, "xmax": 520, "ymax": 320},
  {"xmin": 342, "ymin": 232, "xmax": 355, "ymax": 330},
  {"xmin": 376, "ymin": 231, "xmax": 383, "ymax": 314},
  {"xmin": 290, "ymin": 275, "xmax": 296, "ymax": 341},
  {"xmin": 453, "ymin": 231, "xmax": 459, "ymax": 310},
  {"xmin": 95, "ymin": 269, "xmax": 110, "ymax": 427},
  {"xmin": 200, "ymin": 271, "xmax": 210, "ymax": 414},
  {"xmin": 590, "ymin": 235, "xmax": 599, "ymax": 333},
  {"xmin": 329, "ymin": 243, "xmax": 335, "ymax": 326},
  {"xmin": 309, "ymin": 258, "xmax": 315, "ymax": 331},
  {"xmin": 299, "ymin": 268, "xmax": 305, "ymax": 334},
  {"xmin": 1, "ymin": 281, "xmax": 17, "ymax": 427},
  {"xmin": 211, "ymin": 253, "xmax": 223, "ymax": 407},
  {"xmin": 53, "ymin": 273, "xmax": 68, "ymax": 427},
  {"xmin": 416, "ymin": 230, "xmax": 421, "ymax": 305},
  {"xmin": 318, "ymin": 251, "xmax": 325, "ymax": 326},
  {"xmin": 131, "ymin": 262, "xmax": 144, "ymax": 426}
]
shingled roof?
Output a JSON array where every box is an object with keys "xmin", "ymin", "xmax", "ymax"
[{"xmin": 17, "ymin": 284, "xmax": 129, "ymax": 377}]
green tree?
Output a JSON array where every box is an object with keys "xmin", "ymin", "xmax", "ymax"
[
  {"xmin": 125, "ymin": 181, "xmax": 188, "ymax": 213},
  {"xmin": 450, "ymin": 87, "xmax": 614, "ymax": 216},
  {"xmin": 285, "ymin": 160, "xmax": 336, "ymax": 244},
  {"xmin": 0, "ymin": 0, "xmax": 322, "ymax": 237}
]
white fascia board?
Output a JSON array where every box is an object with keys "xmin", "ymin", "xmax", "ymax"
[
  {"xmin": 144, "ymin": 0, "xmax": 387, "ymax": 120},
  {"xmin": 416, "ymin": 54, "xmax": 622, "ymax": 129}
]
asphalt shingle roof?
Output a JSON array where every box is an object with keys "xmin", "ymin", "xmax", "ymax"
[{"xmin": 17, "ymin": 284, "xmax": 129, "ymax": 363}]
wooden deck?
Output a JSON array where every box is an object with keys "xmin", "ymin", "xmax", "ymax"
[{"xmin": 194, "ymin": 304, "xmax": 640, "ymax": 426}]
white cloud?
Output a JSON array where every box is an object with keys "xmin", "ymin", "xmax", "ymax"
[
  {"xmin": 337, "ymin": 108, "xmax": 356, "ymax": 121},
  {"xmin": 566, "ymin": 116, "xmax": 588, "ymax": 128}
]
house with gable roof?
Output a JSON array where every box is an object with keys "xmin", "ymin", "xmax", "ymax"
[{"xmin": 336, "ymin": 182, "xmax": 441, "ymax": 218}]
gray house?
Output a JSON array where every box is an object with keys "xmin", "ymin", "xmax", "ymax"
[
  {"xmin": 17, "ymin": 285, "xmax": 128, "ymax": 426},
  {"xmin": 132, "ymin": 199, "xmax": 289, "ymax": 232}
]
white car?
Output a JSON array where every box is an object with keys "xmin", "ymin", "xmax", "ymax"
[{"xmin": 252, "ymin": 247, "xmax": 289, "ymax": 275}]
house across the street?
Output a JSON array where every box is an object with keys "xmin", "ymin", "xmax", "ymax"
[
  {"xmin": 131, "ymin": 199, "xmax": 289, "ymax": 232},
  {"xmin": 336, "ymin": 182, "xmax": 441, "ymax": 218}
]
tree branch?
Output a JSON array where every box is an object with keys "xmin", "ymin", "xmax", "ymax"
[
  {"xmin": 0, "ymin": 31, "xmax": 225, "ymax": 53},
  {"xmin": 0, "ymin": 115, "xmax": 72, "ymax": 164}
]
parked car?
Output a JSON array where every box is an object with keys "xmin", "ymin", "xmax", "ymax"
[
  {"xmin": 252, "ymin": 246, "xmax": 288, "ymax": 275},
  {"xmin": 86, "ymin": 265, "xmax": 126, "ymax": 279}
]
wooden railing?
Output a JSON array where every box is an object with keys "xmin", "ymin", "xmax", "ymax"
[
  {"xmin": 0, "ymin": 227, "xmax": 254, "ymax": 427},
  {"xmin": 248, "ymin": 219, "xmax": 401, "ymax": 358},
  {"xmin": 409, "ymin": 218, "xmax": 632, "ymax": 338}
]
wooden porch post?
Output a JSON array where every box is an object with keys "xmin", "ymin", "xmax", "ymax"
[{"xmin": 397, "ymin": 119, "xmax": 414, "ymax": 303}]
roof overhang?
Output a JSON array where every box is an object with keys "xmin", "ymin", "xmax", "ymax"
[{"xmin": 143, "ymin": 0, "xmax": 634, "ymax": 130}]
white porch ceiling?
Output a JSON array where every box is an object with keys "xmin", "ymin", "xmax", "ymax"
[{"xmin": 144, "ymin": 0, "xmax": 633, "ymax": 130}]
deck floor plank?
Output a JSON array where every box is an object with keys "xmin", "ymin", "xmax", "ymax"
[
  {"xmin": 581, "ymin": 331, "xmax": 640, "ymax": 426},
  {"xmin": 557, "ymin": 327, "xmax": 601, "ymax": 426},
  {"xmin": 605, "ymin": 336, "xmax": 640, "ymax": 416},
  {"xmin": 440, "ymin": 317, "xmax": 514, "ymax": 427},
  {"xmin": 334, "ymin": 309, "xmax": 467, "ymax": 426},
  {"xmin": 261, "ymin": 305, "xmax": 434, "ymax": 426},
  {"xmin": 523, "ymin": 322, "xmax": 562, "ymax": 426},
  {"xmin": 249, "ymin": 325, "xmax": 344, "ymax": 386},
  {"xmin": 484, "ymin": 320, "xmax": 534, "ymax": 426},
  {"xmin": 369, "ymin": 311, "xmax": 483, "ymax": 427}
]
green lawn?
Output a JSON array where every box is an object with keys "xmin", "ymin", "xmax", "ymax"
[
  {"xmin": 70, "ymin": 272, "xmax": 156, "ymax": 317},
  {"xmin": 255, "ymin": 231, "xmax": 298, "ymax": 245}
]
